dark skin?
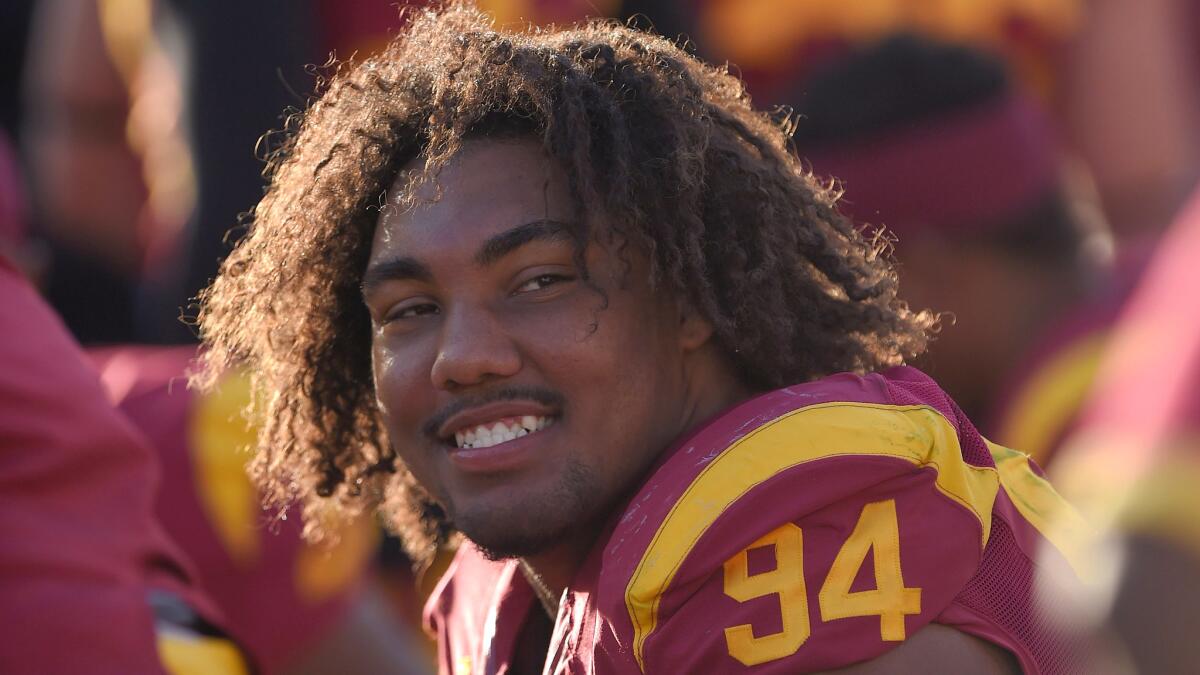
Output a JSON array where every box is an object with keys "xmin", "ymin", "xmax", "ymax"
[
  {"xmin": 363, "ymin": 138, "xmax": 1016, "ymax": 673},
  {"xmin": 363, "ymin": 138, "xmax": 748, "ymax": 593}
]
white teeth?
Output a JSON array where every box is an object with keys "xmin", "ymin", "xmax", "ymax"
[{"xmin": 453, "ymin": 416, "xmax": 555, "ymax": 449}]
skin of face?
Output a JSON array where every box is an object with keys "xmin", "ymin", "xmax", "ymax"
[{"xmin": 363, "ymin": 138, "xmax": 746, "ymax": 578}]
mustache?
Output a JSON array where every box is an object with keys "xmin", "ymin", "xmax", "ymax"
[{"xmin": 421, "ymin": 385, "xmax": 566, "ymax": 439}]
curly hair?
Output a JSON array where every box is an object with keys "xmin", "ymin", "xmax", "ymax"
[{"xmin": 195, "ymin": 2, "xmax": 934, "ymax": 562}]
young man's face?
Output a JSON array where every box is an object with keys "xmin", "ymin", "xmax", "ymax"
[{"xmin": 363, "ymin": 138, "xmax": 708, "ymax": 559}]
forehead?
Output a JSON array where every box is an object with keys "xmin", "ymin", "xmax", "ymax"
[{"xmin": 371, "ymin": 138, "xmax": 576, "ymax": 260}]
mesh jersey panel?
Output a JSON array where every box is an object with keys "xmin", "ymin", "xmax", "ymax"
[
  {"xmin": 956, "ymin": 517, "xmax": 1084, "ymax": 674},
  {"xmin": 884, "ymin": 369, "xmax": 1087, "ymax": 673}
]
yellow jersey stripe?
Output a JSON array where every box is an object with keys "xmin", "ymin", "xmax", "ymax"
[
  {"xmin": 986, "ymin": 440, "xmax": 1102, "ymax": 584},
  {"xmin": 158, "ymin": 630, "xmax": 250, "ymax": 675},
  {"xmin": 625, "ymin": 402, "xmax": 1000, "ymax": 671}
]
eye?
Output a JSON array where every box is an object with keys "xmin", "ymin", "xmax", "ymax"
[
  {"xmin": 515, "ymin": 273, "xmax": 573, "ymax": 294},
  {"xmin": 383, "ymin": 301, "xmax": 440, "ymax": 324}
]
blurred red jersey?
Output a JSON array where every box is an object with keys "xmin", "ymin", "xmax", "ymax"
[
  {"xmin": 0, "ymin": 258, "xmax": 223, "ymax": 674},
  {"xmin": 426, "ymin": 367, "xmax": 1089, "ymax": 674},
  {"xmin": 89, "ymin": 345, "xmax": 379, "ymax": 674}
]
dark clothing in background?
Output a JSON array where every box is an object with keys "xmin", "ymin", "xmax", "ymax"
[{"xmin": 139, "ymin": 0, "xmax": 316, "ymax": 343}]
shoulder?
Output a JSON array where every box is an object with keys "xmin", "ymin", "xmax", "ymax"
[
  {"xmin": 592, "ymin": 367, "xmax": 1005, "ymax": 672},
  {"xmin": 602, "ymin": 367, "xmax": 1000, "ymax": 583}
]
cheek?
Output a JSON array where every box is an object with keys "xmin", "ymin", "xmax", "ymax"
[
  {"xmin": 371, "ymin": 338, "xmax": 436, "ymax": 440},
  {"xmin": 372, "ymin": 343, "xmax": 445, "ymax": 494},
  {"xmin": 519, "ymin": 294, "xmax": 677, "ymax": 441},
  {"xmin": 514, "ymin": 293, "xmax": 664, "ymax": 385}
]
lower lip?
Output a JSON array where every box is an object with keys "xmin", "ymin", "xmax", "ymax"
[{"xmin": 446, "ymin": 424, "xmax": 556, "ymax": 473}]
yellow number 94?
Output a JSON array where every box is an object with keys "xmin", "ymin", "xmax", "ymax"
[{"xmin": 722, "ymin": 500, "xmax": 922, "ymax": 666}]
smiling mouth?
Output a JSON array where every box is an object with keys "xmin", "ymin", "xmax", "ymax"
[{"xmin": 453, "ymin": 415, "xmax": 557, "ymax": 449}]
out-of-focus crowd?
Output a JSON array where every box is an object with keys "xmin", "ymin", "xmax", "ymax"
[{"xmin": 1, "ymin": 0, "xmax": 1198, "ymax": 673}]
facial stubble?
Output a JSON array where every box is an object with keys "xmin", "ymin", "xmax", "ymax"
[{"xmin": 457, "ymin": 458, "xmax": 604, "ymax": 561}]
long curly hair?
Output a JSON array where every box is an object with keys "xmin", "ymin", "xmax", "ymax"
[{"xmin": 195, "ymin": 2, "xmax": 935, "ymax": 561}]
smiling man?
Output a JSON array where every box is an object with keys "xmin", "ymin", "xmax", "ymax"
[{"xmin": 196, "ymin": 4, "xmax": 1089, "ymax": 673}]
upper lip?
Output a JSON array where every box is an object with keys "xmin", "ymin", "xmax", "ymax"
[{"xmin": 436, "ymin": 400, "xmax": 560, "ymax": 443}]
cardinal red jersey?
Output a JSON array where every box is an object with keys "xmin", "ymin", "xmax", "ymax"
[
  {"xmin": 89, "ymin": 345, "xmax": 379, "ymax": 674},
  {"xmin": 0, "ymin": 258, "xmax": 233, "ymax": 674},
  {"xmin": 426, "ymin": 367, "xmax": 1090, "ymax": 674}
]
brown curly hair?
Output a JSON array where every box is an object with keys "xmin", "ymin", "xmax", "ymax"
[{"xmin": 194, "ymin": 2, "xmax": 934, "ymax": 561}]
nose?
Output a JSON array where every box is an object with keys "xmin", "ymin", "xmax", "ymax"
[{"xmin": 430, "ymin": 303, "xmax": 522, "ymax": 390}]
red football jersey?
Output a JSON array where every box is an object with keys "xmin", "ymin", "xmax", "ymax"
[
  {"xmin": 88, "ymin": 345, "xmax": 379, "ymax": 674},
  {"xmin": 0, "ymin": 258, "xmax": 225, "ymax": 674},
  {"xmin": 426, "ymin": 367, "xmax": 1089, "ymax": 674}
]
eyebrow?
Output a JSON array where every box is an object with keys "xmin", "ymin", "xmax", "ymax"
[
  {"xmin": 474, "ymin": 219, "xmax": 580, "ymax": 267},
  {"xmin": 361, "ymin": 219, "xmax": 580, "ymax": 296},
  {"xmin": 361, "ymin": 257, "xmax": 433, "ymax": 294}
]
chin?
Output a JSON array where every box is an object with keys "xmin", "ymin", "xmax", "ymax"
[
  {"xmin": 453, "ymin": 460, "xmax": 600, "ymax": 560},
  {"xmin": 470, "ymin": 528, "xmax": 568, "ymax": 561}
]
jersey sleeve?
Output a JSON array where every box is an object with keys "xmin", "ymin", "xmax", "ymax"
[{"xmin": 600, "ymin": 394, "xmax": 1002, "ymax": 673}]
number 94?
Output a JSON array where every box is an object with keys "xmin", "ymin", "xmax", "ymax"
[{"xmin": 722, "ymin": 499, "xmax": 923, "ymax": 666}]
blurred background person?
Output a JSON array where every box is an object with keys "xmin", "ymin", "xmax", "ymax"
[
  {"xmin": 19, "ymin": 0, "xmax": 317, "ymax": 343},
  {"xmin": 20, "ymin": 0, "xmax": 149, "ymax": 341},
  {"xmin": 792, "ymin": 34, "xmax": 1120, "ymax": 467},
  {"xmin": 0, "ymin": 146, "xmax": 247, "ymax": 674},
  {"xmin": 89, "ymin": 345, "xmax": 434, "ymax": 674},
  {"xmin": 632, "ymin": 0, "xmax": 1200, "ymax": 244},
  {"xmin": 7, "ymin": 0, "xmax": 1200, "ymax": 672},
  {"xmin": 1052, "ymin": 189, "xmax": 1200, "ymax": 674}
]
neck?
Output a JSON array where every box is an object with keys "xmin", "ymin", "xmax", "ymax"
[{"xmin": 519, "ymin": 530, "xmax": 597, "ymax": 615}]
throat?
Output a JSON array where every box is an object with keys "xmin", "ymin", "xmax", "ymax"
[
  {"xmin": 517, "ymin": 522, "xmax": 599, "ymax": 608},
  {"xmin": 521, "ymin": 559, "xmax": 561, "ymax": 618}
]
